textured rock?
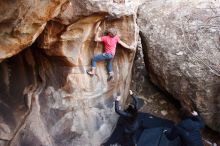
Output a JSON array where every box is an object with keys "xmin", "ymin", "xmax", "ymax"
[
  {"xmin": 138, "ymin": 0, "xmax": 220, "ymax": 132},
  {"xmin": 55, "ymin": 0, "xmax": 140, "ymax": 24},
  {"xmin": 0, "ymin": 48, "xmax": 35, "ymax": 143},
  {"xmin": 0, "ymin": 0, "xmax": 139, "ymax": 146},
  {"xmin": 130, "ymin": 37, "xmax": 180, "ymax": 123},
  {"xmin": 0, "ymin": 0, "xmax": 68, "ymax": 62}
]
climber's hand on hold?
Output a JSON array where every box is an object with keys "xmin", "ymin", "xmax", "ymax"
[
  {"xmin": 116, "ymin": 95, "xmax": 121, "ymax": 101},
  {"xmin": 126, "ymin": 46, "xmax": 135, "ymax": 53},
  {"xmin": 96, "ymin": 20, "xmax": 102, "ymax": 25},
  {"xmin": 129, "ymin": 46, "xmax": 136, "ymax": 52},
  {"xmin": 97, "ymin": 26, "xmax": 101, "ymax": 32},
  {"xmin": 192, "ymin": 111, "xmax": 198, "ymax": 116},
  {"xmin": 95, "ymin": 21, "xmax": 102, "ymax": 32},
  {"xmin": 129, "ymin": 90, "xmax": 133, "ymax": 95}
]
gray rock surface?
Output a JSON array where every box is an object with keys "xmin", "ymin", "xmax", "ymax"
[{"xmin": 138, "ymin": 0, "xmax": 220, "ymax": 132}]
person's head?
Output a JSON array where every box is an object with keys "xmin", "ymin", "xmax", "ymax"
[
  {"xmin": 106, "ymin": 28, "xmax": 118, "ymax": 37},
  {"xmin": 179, "ymin": 107, "xmax": 193, "ymax": 120},
  {"xmin": 125, "ymin": 104, "xmax": 138, "ymax": 119}
]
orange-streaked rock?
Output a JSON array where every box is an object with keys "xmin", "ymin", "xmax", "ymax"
[
  {"xmin": 0, "ymin": 0, "xmax": 68, "ymax": 62},
  {"xmin": 0, "ymin": 0, "xmax": 140, "ymax": 145}
]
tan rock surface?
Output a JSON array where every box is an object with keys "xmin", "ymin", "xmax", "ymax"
[
  {"xmin": 0, "ymin": 0, "xmax": 139, "ymax": 145},
  {"xmin": 0, "ymin": 0, "xmax": 68, "ymax": 62}
]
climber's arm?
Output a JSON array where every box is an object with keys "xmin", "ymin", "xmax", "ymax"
[
  {"xmin": 94, "ymin": 28, "xmax": 102, "ymax": 42},
  {"xmin": 118, "ymin": 40, "xmax": 135, "ymax": 51},
  {"xmin": 115, "ymin": 95, "xmax": 132, "ymax": 118},
  {"xmin": 191, "ymin": 111, "xmax": 205, "ymax": 129},
  {"xmin": 94, "ymin": 21, "xmax": 102, "ymax": 42},
  {"xmin": 129, "ymin": 90, "xmax": 138, "ymax": 109}
]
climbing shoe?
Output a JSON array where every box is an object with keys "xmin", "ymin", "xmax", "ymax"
[
  {"xmin": 107, "ymin": 75, "xmax": 114, "ymax": 81},
  {"xmin": 87, "ymin": 70, "xmax": 94, "ymax": 76},
  {"xmin": 87, "ymin": 67, "xmax": 95, "ymax": 76}
]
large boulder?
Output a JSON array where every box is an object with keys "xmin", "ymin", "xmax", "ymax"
[
  {"xmin": 138, "ymin": 0, "xmax": 220, "ymax": 132},
  {"xmin": 0, "ymin": 0, "xmax": 139, "ymax": 145}
]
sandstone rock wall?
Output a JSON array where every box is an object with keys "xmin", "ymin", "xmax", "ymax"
[
  {"xmin": 0, "ymin": 0, "xmax": 139, "ymax": 145},
  {"xmin": 0, "ymin": 0, "xmax": 68, "ymax": 62},
  {"xmin": 138, "ymin": 0, "xmax": 220, "ymax": 132}
]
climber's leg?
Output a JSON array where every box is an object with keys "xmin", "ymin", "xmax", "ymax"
[
  {"xmin": 105, "ymin": 55, "xmax": 114, "ymax": 81},
  {"xmin": 87, "ymin": 53, "xmax": 113, "ymax": 76},
  {"xmin": 107, "ymin": 71, "xmax": 114, "ymax": 81}
]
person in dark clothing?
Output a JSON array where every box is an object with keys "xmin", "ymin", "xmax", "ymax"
[
  {"xmin": 164, "ymin": 107, "xmax": 205, "ymax": 146},
  {"xmin": 115, "ymin": 90, "xmax": 139, "ymax": 146}
]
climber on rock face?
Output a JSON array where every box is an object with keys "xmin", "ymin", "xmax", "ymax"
[
  {"xmin": 87, "ymin": 20, "xmax": 135, "ymax": 81},
  {"xmin": 115, "ymin": 90, "xmax": 139, "ymax": 146},
  {"xmin": 164, "ymin": 107, "xmax": 205, "ymax": 146}
]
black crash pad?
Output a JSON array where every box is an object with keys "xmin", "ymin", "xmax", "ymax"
[
  {"xmin": 102, "ymin": 112, "xmax": 181, "ymax": 146},
  {"xmin": 137, "ymin": 127, "xmax": 181, "ymax": 146}
]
